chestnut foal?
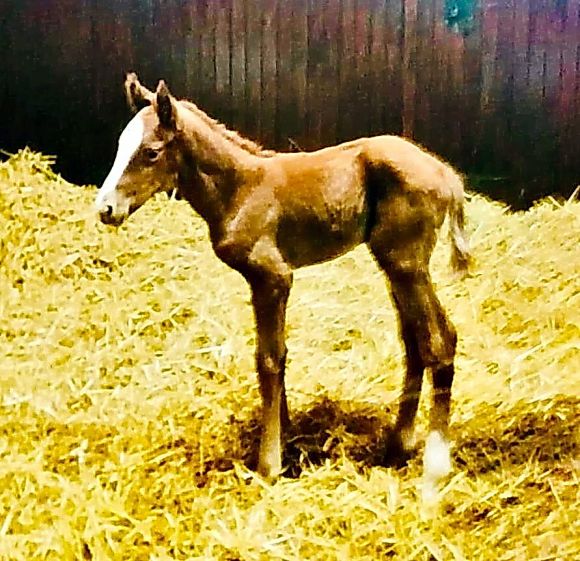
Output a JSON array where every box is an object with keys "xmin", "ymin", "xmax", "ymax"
[{"xmin": 96, "ymin": 74, "xmax": 471, "ymax": 498}]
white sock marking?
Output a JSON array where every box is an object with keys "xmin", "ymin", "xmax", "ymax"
[
  {"xmin": 423, "ymin": 430, "xmax": 452, "ymax": 480},
  {"xmin": 422, "ymin": 431, "xmax": 452, "ymax": 504},
  {"xmin": 95, "ymin": 112, "xmax": 144, "ymax": 209}
]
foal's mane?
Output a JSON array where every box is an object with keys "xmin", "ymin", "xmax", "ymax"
[{"xmin": 178, "ymin": 99, "xmax": 276, "ymax": 158}]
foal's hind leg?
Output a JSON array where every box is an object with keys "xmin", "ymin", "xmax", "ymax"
[
  {"xmin": 369, "ymin": 196, "xmax": 457, "ymax": 498},
  {"xmin": 386, "ymin": 267, "xmax": 456, "ymax": 497},
  {"xmin": 386, "ymin": 315, "xmax": 425, "ymax": 460}
]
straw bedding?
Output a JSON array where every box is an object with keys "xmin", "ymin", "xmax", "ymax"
[{"xmin": 1, "ymin": 149, "xmax": 578, "ymax": 560}]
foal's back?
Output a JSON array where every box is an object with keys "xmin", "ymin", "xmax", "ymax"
[
  {"xmin": 270, "ymin": 134, "xmax": 460, "ymax": 198},
  {"xmin": 253, "ymin": 134, "xmax": 463, "ymax": 270}
]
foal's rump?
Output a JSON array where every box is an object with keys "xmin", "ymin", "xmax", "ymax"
[
  {"xmin": 360, "ymin": 135, "xmax": 460, "ymax": 197},
  {"xmin": 360, "ymin": 135, "xmax": 471, "ymax": 272}
]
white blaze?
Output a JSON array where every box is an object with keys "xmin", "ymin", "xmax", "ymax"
[{"xmin": 95, "ymin": 113, "xmax": 144, "ymax": 209}]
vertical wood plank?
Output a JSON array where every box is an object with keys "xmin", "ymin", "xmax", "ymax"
[
  {"xmin": 560, "ymin": 0, "xmax": 580, "ymax": 173},
  {"xmin": 368, "ymin": 0, "xmax": 388, "ymax": 136},
  {"xmin": 560, "ymin": 1, "xmax": 579, "ymax": 117},
  {"xmin": 356, "ymin": 0, "xmax": 373, "ymax": 138},
  {"xmin": 183, "ymin": 1, "xmax": 200, "ymax": 100},
  {"xmin": 431, "ymin": 0, "xmax": 446, "ymax": 133},
  {"xmin": 340, "ymin": 0, "xmax": 359, "ymax": 141},
  {"xmin": 402, "ymin": 0, "xmax": 417, "ymax": 137},
  {"xmin": 336, "ymin": 0, "xmax": 347, "ymax": 141},
  {"xmin": 275, "ymin": 0, "xmax": 296, "ymax": 149},
  {"xmin": 321, "ymin": 0, "xmax": 341, "ymax": 146},
  {"xmin": 306, "ymin": 0, "xmax": 323, "ymax": 145},
  {"xmin": 384, "ymin": 0, "xmax": 404, "ymax": 134},
  {"xmin": 292, "ymin": 0, "xmax": 309, "ymax": 148},
  {"xmin": 245, "ymin": 0, "xmax": 262, "ymax": 138},
  {"xmin": 261, "ymin": 0, "xmax": 278, "ymax": 146},
  {"xmin": 201, "ymin": 2, "xmax": 217, "ymax": 111},
  {"xmin": 493, "ymin": 0, "xmax": 516, "ymax": 173},
  {"xmin": 543, "ymin": 7, "xmax": 562, "ymax": 106},
  {"xmin": 512, "ymin": 0, "xmax": 530, "ymax": 95},
  {"xmin": 480, "ymin": 0, "xmax": 500, "ymax": 114},
  {"xmin": 413, "ymin": 0, "xmax": 432, "ymax": 144},
  {"xmin": 230, "ymin": 0, "xmax": 247, "ymax": 131},
  {"xmin": 511, "ymin": 0, "xmax": 531, "ymax": 185},
  {"xmin": 215, "ymin": 0, "xmax": 231, "ymax": 107},
  {"xmin": 431, "ymin": 0, "xmax": 450, "ymax": 155},
  {"xmin": 450, "ymin": 18, "xmax": 466, "ymax": 162},
  {"xmin": 461, "ymin": 0, "xmax": 484, "ymax": 168}
]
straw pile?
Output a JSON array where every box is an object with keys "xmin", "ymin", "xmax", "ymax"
[{"xmin": 1, "ymin": 149, "xmax": 578, "ymax": 560}]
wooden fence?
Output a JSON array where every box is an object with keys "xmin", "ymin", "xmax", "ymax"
[{"xmin": 1, "ymin": 0, "xmax": 579, "ymax": 205}]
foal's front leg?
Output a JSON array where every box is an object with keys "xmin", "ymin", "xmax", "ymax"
[{"xmin": 249, "ymin": 273, "xmax": 292, "ymax": 480}]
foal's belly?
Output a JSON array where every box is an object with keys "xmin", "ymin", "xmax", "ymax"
[{"xmin": 277, "ymin": 211, "xmax": 367, "ymax": 268}]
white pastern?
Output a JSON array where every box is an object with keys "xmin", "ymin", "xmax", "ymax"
[
  {"xmin": 423, "ymin": 430, "xmax": 452, "ymax": 480},
  {"xmin": 421, "ymin": 431, "xmax": 452, "ymax": 504},
  {"xmin": 95, "ymin": 113, "xmax": 144, "ymax": 209}
]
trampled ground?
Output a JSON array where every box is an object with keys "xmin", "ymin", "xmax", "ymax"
[{"xmin": 1, "ymin": 150, "xmax": 579, "ymax": 560}]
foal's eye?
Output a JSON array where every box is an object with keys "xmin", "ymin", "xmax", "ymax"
[{"xmin": 143, "ymin": 147, "xmax": 161, "ymax": 161}]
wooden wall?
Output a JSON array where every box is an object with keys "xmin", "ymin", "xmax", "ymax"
[{"xmin": 1, "ymin": 0, "xmax": 579, "ymax": 205}]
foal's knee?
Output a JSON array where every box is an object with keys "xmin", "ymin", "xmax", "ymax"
[
  {"xmin": 256, "ymin": 348, "xmax": 287, "ymax": 402},
  {"xmin": 257, "ymin": 349, "xmax": 286, "ymax": 377}
]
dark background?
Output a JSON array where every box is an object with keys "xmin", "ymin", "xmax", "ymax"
[{"xmin": 1, "ymin": 0, "xmax": 579, "ymax": 208}]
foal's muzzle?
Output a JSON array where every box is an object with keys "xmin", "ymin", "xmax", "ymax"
[{"xmin": 98, "ymin": 205, "xmax": 125, "ymax": 226}]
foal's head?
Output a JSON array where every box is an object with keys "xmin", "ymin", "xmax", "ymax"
[{"xmin": 96, "ymin": 74, "xmax": 183, "ymax": 226}]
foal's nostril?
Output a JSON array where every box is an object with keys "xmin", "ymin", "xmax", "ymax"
[
  {"xmin": 98, "ymin": 205, "xmax": 113, "ymax": 220},
  {"xmin": 98, "ymin": 205, "xmax": 117, "ymax": 225}
]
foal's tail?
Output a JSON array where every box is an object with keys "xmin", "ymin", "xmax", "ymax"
[{"xmin": 447, "ymin": 175, "xmax": 472, "ymax": 274}]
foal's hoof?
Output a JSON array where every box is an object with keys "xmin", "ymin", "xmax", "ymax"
[
  {"xmin": 257, "ymin": 463, "xmax": 282, "ymax": 484},
  {"xmin": 383, "ymin": 429, "xmax": 415, "ymax": 468},
  {"xmin": 257, "ymin": 472, "xmax": 278, "ymax": 485}
]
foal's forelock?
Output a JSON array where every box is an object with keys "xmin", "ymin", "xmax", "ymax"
[{"xmin": 95, "ymin": 112, "xmax": 145, "ymax": 209}]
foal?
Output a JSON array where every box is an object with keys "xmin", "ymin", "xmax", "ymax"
[{"xmin": 96, "ymin": 74, "xmax": 471, "ymax": 497}]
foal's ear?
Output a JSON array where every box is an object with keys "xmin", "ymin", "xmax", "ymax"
[
  {"xmin": 124, "ymin": 72, "xmax": 154, "ymax": 113},
  {"xmin": 155, "ymin": 80, "xmax": 177, "ymax": 130}
]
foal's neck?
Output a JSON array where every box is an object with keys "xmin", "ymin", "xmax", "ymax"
[{"xmin": 176, "ymin": 107, "xmax": 261, "ymax": 235}]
